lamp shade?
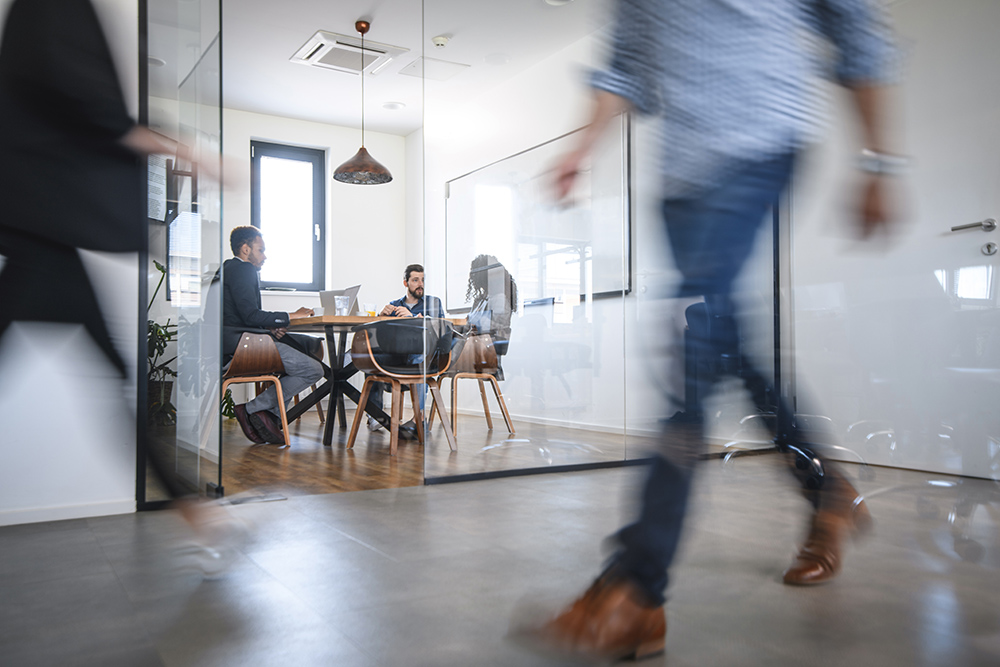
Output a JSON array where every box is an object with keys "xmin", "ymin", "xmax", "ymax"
[{"xmin": 333, "ymin": 146, "xmax": 392, "ymax": 185}]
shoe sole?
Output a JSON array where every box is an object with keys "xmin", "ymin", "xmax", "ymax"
[
  {"xmin": 248, "ymin": 412, "xmax": 285, "ymax": 444},
  {"xmin": 234, "ymin": 406, "xmax": 266, "ymax": 444}
]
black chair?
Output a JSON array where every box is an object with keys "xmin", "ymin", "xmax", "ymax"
[{"xmin": 346, "ymin": 318, "xmax": 457, "ymax": 456}]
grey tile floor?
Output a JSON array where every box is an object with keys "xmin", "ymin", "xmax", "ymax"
[{"xmin": 2, "ymin": 458, "xmax": 1000, "ymax": 666}]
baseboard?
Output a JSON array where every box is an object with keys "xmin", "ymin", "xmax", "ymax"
[{"xmin": 0, "ymin": 499, "xmax": 136, "ymax": 527}]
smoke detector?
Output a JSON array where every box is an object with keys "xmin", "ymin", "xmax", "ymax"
[{"xmin": 431, "ymin": 35, "xmax": 449, "ymax": 48}]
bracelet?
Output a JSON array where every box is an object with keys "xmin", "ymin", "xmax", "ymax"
[{"xmin": 857, "ymin": 149, "xmax": 909, "ymax": 176}]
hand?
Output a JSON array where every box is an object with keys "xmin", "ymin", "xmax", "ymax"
[
  {"xmin": 289, "ymin": 307, "xmax": 314, "ymax": 320},
  {"xmin": 271, "ymin": 327, "xmax": 287, "ymax": 339},
  {"xmin": 856, "ymin": 175, "xmax": 897, "ymax": 239},
  {"xmin": 380, "ymin": 304, "xmax": 395, "ymax": 316},
  {"xmin": 553, "ymin": 149, "xmax": 586, "ymax": 203}
]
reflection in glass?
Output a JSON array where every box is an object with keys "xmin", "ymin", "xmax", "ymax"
[{"xmin": 955, "ymin": 265, "xmax": 992, "ymax": 301}]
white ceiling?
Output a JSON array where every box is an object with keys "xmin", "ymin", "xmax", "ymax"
[{"xmin": 148, "ymin": 0, "xmax": 601, "ymax": 137}]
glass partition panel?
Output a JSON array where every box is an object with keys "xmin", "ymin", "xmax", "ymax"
[
  {"xmin": 422, "ymin": 0, "xmax": 629, "ymax": 480},
  {"xmin": 143, "ymin": 0, "xmax": 222, "ymax": 502}
]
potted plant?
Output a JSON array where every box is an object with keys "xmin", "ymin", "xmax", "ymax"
[{"xmin": 147, "ymin": 260, "xmax": 177, "ymax": 424}]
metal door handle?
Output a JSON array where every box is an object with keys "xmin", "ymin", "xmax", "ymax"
[{"xmin": 951, "ymin": 217, "xmax": 996, "ymax": 232}]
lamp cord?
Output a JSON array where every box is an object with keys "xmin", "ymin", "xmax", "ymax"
[{"xmin": 360, "ymin": 31, "xmax": 365, "ymax": 147}]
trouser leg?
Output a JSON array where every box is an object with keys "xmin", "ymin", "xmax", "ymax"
[
  {"xmin": 0, "ymin": 232, "xmax": 125, "ymax": 375},
  {"xmin": 609, "ymin": 153, "xmax": 800, "ymax": 603},
  {"xmin": 0, "ymin": 231, "xmax": 190, "ymax": 498},
  {"xmin": 246, "ymin": 343, "xmax": 324, "ymax": 416}
]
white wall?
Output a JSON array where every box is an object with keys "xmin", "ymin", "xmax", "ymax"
[
  {"xmin": 222, "ymin": 108, "xmax": 409, "ymax": 313},
  {"xmin": 0, "ymin": 0, "xmax": 140, "ymax": 526}
]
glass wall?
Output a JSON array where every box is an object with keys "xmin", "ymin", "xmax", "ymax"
[
  {"xmin": 420, "ymin": 0, "xmax": 778, "ymax": 481},
  {"xmin": 142, "ymin": 0, "xmax": 222, "ymax": 502}
]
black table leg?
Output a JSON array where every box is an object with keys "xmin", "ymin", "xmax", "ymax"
[
  {"xmin": 322, "ymin": 325, "xmax": 339, "ymax": 447},
  {"xmin": 336, "ymin": 331, "xmax": 348, "ymax": 428}
]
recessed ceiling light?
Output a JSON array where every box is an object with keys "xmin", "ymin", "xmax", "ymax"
[
  {"xmin": 148, "ymin": 56, "xmax": 166, "ymax": 67},
  {"xmin": 382, "ymin": 101, "xmax": 406, "ymax": 111},
  {"xmin": 544, "ymin": 0, "xmax": 575, "ymax": 5}
]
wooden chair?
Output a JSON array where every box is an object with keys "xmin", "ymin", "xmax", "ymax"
[
  {"xmin": 429, "ymin": 332, "xmax": 514, "ymax": 437},
  {"xmin": 222, "ymin": 332, "xmax": 291, "ymax": 447},
  {"xmin": 347, "ymin": 319, "xmax": 457, "ymax": 456},
  {"xmin": 257, "ymin": 334, "xmax": 326, "ymax": 423}
]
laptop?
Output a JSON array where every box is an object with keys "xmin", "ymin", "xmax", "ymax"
[{"xmin": 319, "ymin": 285, "xmax": 361, "ymax": 315}]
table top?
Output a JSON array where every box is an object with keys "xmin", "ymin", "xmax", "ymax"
[{"xmin": 290, "ymin": 315, "xmax": 466, "ymax": 332}]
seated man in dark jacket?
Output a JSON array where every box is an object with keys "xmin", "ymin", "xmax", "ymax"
[{"xmin": 224, "ymin": 226, "xmax": 323, "ymax": 444}]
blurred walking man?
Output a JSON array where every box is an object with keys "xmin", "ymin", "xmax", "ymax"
[{"xmin": 527, "ymin": 0, "xmax": 900, "ymax": 660}]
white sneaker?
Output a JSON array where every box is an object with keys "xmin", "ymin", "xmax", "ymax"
[{"xmin": 367, "ymin": 417, "xmax": 383, "ymax": 431}]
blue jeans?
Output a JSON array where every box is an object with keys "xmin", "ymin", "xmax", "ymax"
[{"xmin": 610, "ymin": 152, "xmax": 806, "ymax": 604}]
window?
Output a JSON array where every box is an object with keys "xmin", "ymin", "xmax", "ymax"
[{"xmin": 250, "ymin": 141, "xmax": 325, "ymax": 290}]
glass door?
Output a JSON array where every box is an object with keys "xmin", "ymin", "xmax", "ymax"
[
  {"xmin": 142, "ymin": 0, "xmax": 222, "ymax": 502},
  {"xmin": 789, "ymin": 0, "xmax": 999, "ymax": 481}
]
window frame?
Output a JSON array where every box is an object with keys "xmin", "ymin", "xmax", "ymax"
[{"xmin": 250, "ymin": 140, "xmax": 326, "ymax": 291}]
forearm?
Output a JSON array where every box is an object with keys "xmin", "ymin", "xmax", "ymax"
[
  {"xmin": 119, "ymin": 126, "xmax": 184, "ymax": 157},
  {"xmin": 578, "ymin": 91, "xmax": 632, "ymax": 160},
  {"xmin": 848, "ymin": 84, "xmax": 890, "ymax": 153}
]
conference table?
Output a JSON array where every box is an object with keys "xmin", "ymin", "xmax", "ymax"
[{"xmin": 286, "ymin": 314, "xmax": 465, "ymax": 447}]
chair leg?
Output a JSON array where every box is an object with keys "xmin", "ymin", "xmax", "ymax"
[
  {"xmin": 477, "ymin": 379, "xmax": 494, "ymax": 430},
  {"xmin": 347, "ymin": 377, "xmax": 374, "ymax": 449},
  {"xmin": 389, "ymin": 381, "xmax": 402, "ymax": 456},
  {"xmin": 427, "ymin": 394, "xmax": 438, "ymax": 431},
  {"xmin": 451, "ymin": 375, "xmax": 460, "ymax": 436},
  {"xmin": 428, "ymin": 379, "xmax": 457, "ymax": 451},
  {"xmin": 487, "ymin": 375, "xmax": 515, "ymax": 434},
  {"xmin": 312, "ymin": 384, "xmax": 326, "ymax": 424},
  {"xmin": 272, "ymin": 378, "xmax": 291, "ymax": 448},
  {"xmin": 409, "ymin": 384, "xmax": 425, "ymax": 445}
]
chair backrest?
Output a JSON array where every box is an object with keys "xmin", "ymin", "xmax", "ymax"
[
  {"xmin": 351, "ymin": 318, "xmax": 454, "ymax": 377},
  {"xmin": 450, "ymin": 332, "xmax": 499, "ymax": 375},
  {"xmin": 224, "ymin": 332, "xmax": 285, "ymax": 379}
]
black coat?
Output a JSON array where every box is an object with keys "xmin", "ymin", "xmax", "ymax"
[
  {"xmin": 222, "ymin": 257, "xmax": 290, "ymax": 361},
  {"xmin": 0, "ymin": 0, "xmax": 142, "ymax": 251},
  {"xmin": 0, "ymin": 0, "xmax": 143, "ymax": 374}
]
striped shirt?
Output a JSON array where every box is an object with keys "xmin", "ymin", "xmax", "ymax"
[{"xmin": 591, "ymin": 0, "xmax": 898, "ymax": 196}]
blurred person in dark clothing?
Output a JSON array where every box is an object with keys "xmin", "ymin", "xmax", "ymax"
[
  {"xmin": 523, "ymin": 0, "xmax": 902, "ymax": 660},
  {"xmin": 0, "ymin": 0, "xmax": 233, "ymax": 536},
  {"xmin": 0, "ymin": 0, "xmax": 172, "ymax": 374},
  {"xmin": 223, "ymin": 226, "xmax": 322, "ymax": 444}
]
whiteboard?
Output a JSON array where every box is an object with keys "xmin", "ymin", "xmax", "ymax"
[{"xmin": 444, "ymin": 115, "xmax": 631, "ymax": 311}]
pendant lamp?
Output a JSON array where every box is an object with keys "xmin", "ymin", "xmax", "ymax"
[{"xmin": 333, "ymin": 20, "xmax": 392, "ymax": 185}]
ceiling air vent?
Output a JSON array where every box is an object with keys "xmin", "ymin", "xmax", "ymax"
[{"xmin": 290, "ymin": 31, "xmax": 409, "ymax": 75}]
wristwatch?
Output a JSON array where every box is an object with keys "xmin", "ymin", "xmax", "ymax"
[{"xmin": 857, "ymin": 149, "xmax": 909, "ymax": 176}]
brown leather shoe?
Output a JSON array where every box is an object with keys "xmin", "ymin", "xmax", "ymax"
[
  {"xmin": 234, "ymin": 403, "xmax": 265, "ymax": 444},
  {"xmin": 783, "ymin": 492, "xmax": 873, "ymax": 586},
  {"xmin": 528, "ymin": 576, "xmax": 666, "ymax": 662},
  {"xmin": 248, "ymin": 409, "xmax": 285, "ymax": 445}
]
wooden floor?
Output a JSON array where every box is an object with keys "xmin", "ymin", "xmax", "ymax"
[
  {"xmin": 221, "ymin": 413, "xmax": 424, "ymax": 497},
  {"xmin": 218, "ymin": 403, "xmax": 650, "ymax": 498}
]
